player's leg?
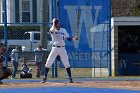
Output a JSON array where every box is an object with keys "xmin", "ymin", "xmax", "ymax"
[
  {"xmin": 0, "ymin": 80, "xmax": 2, "ymax": 84},
  {"xmin": 59, "ymin": 48, "xmax": 73, "ymax": 83},
  {"xmin": 41, "ymin": 67, "xmax": 49, "ymax": 83},
  {"xmin": 66, "ymin": 67, "xmax": 73, "ymax": 83},
  {"xmin": 36, "ymin": 62, "xmax": 41, "ymax": 78},
  {"xmin": 0, "ymin": 67, "xmax": 3, "ymax": 83},
  {"xmin": 42, "ymin": 48, "xmax": 58, "ymax": 83},
  {"xmin": 11, "ymin": 62, "xmax": 18, "ymax": 79}
]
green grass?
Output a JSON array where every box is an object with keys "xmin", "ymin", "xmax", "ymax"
[{"xmin": 8, "ymin": 62, "xmax": 92, "ymax": 79}]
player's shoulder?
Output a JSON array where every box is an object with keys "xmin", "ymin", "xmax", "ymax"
[
  {"xmin": 34, "ymin": 48, "xmax": 38, "ymax": 51},
  {"xmin": 60, "ymin": 28, "xmax": 66, "ymax": 31},
  {"xmin": 60, "ymin": 28, "xmax": 67, "ymax": 33},
  {"xmin": 11, "ymin": 49, "xmax": 17, "ymax": 52},
  {"xmin": 12, "ymin": 49, "xmax": 16, "ymax": 51}
]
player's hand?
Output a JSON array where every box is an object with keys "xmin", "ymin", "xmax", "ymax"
[
  {"xmin": 52, "ymin": 19, "xmax": 56, "ymax": 23},
  {"xmin": 51, "ymin": 19, "xmax": 55, "ymax": 27},
  {"xmin": 74, "ymin": 35, "xmax": 78, "ymax": 40},
  {"xmin": 50, "ymin": 19, "xmax": 56, "ymax": 32}
]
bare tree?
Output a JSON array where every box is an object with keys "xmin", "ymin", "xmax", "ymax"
[{"xmin": 112, "ymin": 0, "xmax": 137, "ymax": 16}]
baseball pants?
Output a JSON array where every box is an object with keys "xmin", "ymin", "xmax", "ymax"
[{"xmin": 45, "ymin": 47, "xmax": 70, "ymax": 68}]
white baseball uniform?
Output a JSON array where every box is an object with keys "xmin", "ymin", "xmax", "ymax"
[{"xmin": 45, "ymin": 28, "xmax": 70, "ymax": 68}]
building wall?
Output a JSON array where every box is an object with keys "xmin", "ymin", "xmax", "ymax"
[
  {"xmin": 111, "ymin": 17, "xmax": 140, "ymax": 76},
  {"xmin": 111, "ymin": 19, "xmax": 119, "ymax": 76},
  {"xmin": 37, "ymin": 0, "xmax": 40, "ymax": 23},
  {"xmin": 0, "ymin": 0, "xmax": 41, "ymax": 23},
  {"xmin": 113, "ymin": 26, "xmax": 119, "ymax": 76}
]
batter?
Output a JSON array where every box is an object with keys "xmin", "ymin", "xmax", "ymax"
[{"xmin": 41, "ymin": 18, "xmax": 78, "ymax": 83}]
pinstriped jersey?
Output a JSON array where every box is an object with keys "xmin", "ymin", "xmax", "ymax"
[{"xmin": 50, "ymin": 28, "xmax": 69, "ymax": 46}]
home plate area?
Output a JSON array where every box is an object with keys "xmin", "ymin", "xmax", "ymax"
[{"xmin": 0, "ymin": 79, "xmax": 140, "ymax": 93}]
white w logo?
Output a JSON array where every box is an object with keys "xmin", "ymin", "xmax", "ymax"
[{"xmin": 64, "ymin": 5, "xmax": 102, "ymax": 48}]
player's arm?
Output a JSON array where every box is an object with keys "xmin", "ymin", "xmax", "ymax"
[
  {"xmin": 64, "ymin": 29, "xmax": 78, "ymax": 41},
  {"xmin": 42, "ymin": 48, "xmax": 48, "ymax": 51},
  {"xmin": 67, "ymin": 36, "xmax": 78, "ymax": 41},
  {"xmin": 49, "ymin": 19, "xmax": 56, "ymax": 32},
  {"xmin": 50, "ymin": 24, "xmax": 55, "ymax": 32}
]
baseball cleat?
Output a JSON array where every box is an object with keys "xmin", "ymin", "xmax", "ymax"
[
  {"xmin": 70, "ymin": 80, "xmax": 74, "ymax": 83},
  {"xmin": 69, "ymin": 79, "xmax": 74, "ymax": 83},
  {"xmin": 41, "ymin": 77, "xmax": 47, "ymax": 83},
  {"xmin": 0, "ymin": 81, "xmax": 3, "ymax": 84}
]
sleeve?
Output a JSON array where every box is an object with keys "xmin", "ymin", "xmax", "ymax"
[
  {"xmin": 42, "ymin": 48, "xmax": 48, "ymax": 51},
  {"xmin": 49, "ymin": 24, "xmax": 55, "ymax": 32},
  {"xmin": 63, "ymin": 28, "xmax": 74, "ymax": 41},
  {"xmin": 64, "ymin": 29, "xmax": 69, "ymax": 38},
  {"xmin": 21, "ymin": 66, "xmax": 23, "ymax": 70},
  {"xmin": 34, "ymin": 49, "xmax": 37, "ymax": 52},
  {"xmin": 11, "ymin": 50, "xmax": 15, "ymax": 57}
]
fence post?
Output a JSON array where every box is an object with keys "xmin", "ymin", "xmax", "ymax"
[
  {"xmin": 50, "ymin": 0, "xmax": 57, "ymax": 78},
  {"xmin": 109, "ymin": 0, "xmax": 112, "ymax": 76},
  {"xmin": 40, "ymin": 0, "xmax": 49, "ymax": 75},
  {"xmin": 4, "ymin": 0, "xmax": 8, "ymax": 67}
]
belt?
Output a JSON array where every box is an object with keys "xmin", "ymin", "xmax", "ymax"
[{"xmin": 53, "ymin": 45, "xmax": 64, "ymax": 48}]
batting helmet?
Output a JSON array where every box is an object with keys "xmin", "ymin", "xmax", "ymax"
[{"xmin": 52, "ymin": 18, "xmax": 60, "ymax": 25}]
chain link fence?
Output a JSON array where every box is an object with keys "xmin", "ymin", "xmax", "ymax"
[{"xmin": 0, "ymin": 0, "xmax": 112, "ymax": 79}]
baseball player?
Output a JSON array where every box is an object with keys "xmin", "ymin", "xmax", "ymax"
[
  {"xmin": 34, "ymin": 45, "xmax": 47, "ymax": 78},
  {"xmin": 11, "ymin": 46, "xmax": 19, "ymax": 79},
  {"xmin": 41, "ymin": 18, "xmax": 78, "ymax": 83},
  {"xmin": 0, "ymin": 43, "xmax": 11, "ymax": 83}
]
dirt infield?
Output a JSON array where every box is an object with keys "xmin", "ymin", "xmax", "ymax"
[{"xmin": 0, "ymin": 81, "xmax": 140, "ymax": 90}]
